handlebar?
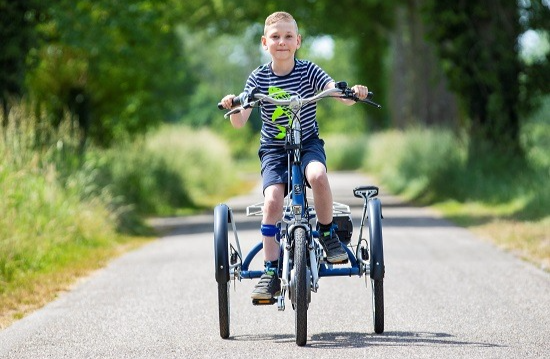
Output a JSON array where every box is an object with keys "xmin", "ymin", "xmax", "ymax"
[
  {"xmin": 217, "ymin": 92, "xmax": 247, "ymax": 110},
  {"xmin": 217, "ymin": 81, "xmax": 381, "ymax": 117}
]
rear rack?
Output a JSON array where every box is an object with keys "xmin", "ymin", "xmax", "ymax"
[{"xmin": 246, "ymin": 198, "xmax": 351, "ymax": 217}]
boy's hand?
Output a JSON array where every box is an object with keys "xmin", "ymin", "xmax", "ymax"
[
  {"xmin": 351, "ymin": 85, "xmax": 369, "ymax": 100},
  {"xmin": 220, "ymin": 94, "xmax": 237, "ymax": 109}
]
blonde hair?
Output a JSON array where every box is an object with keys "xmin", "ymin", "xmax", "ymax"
[{"xmin": 264, "ymin": 11, "xmax": 299, "ymax": 34}]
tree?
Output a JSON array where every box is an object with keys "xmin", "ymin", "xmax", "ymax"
[
  {"xmin": 390, "ymin": 0, "xmax": 459, "ymax": 129},
  {"xmin": 0, "ymin": 0, "xmax": 42, "ymax": 126},
  {"xmin": 25, "ymin": 0, "xmax": 192, "ymax": 146},
  {"xmin": 423, "ymin": 0, "xmax": 550, "ymax": 159}
]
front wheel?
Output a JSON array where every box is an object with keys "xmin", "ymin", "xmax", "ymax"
[{"xmin": 293, "ymin": 227, "xmax": 308, "ymax": 346}]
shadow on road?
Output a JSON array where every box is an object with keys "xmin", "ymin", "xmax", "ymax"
[
  {"xmin": 307, "ymin": 331, "xmax": 503, "ymax": 349},
  {"xmin": 151, "ymin": 209, "xmax": 455, "ymax": 238},
  {"xmin": 229, "ymin": 331, "xmax": 502, "ymax": 349}
]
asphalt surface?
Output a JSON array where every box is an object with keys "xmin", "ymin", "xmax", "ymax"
[{"xmin": 1, "ymin": 172, "xmax": 549, "ymax": 358}]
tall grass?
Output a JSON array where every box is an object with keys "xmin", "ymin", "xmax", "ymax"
[
  {"xmin": 1, "ymin": 104, "xmax": 239, "ymax": 326},
  {"xmin": 361, "ymin": 127, "xmax": 549, "ymax": 217},
  {"xmin": 324, "ymin": 134, "xmax": 368, "ymax": 170},
  {"xmin": 0, "ymin": 106, "xmax": 124, "ymax": 304},
  {"xmin": 144, "ymin": 125, "xmax": 238, "ymax": 207}
]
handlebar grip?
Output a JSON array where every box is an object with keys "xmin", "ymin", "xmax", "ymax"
[{"xmin": 217, "ymin": 93, "xmax": 244, "ymax": 110}]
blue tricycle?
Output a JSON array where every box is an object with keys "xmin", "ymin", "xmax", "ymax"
[{"xmin": 214, "ymin": 82, "xmax": 385, "ymax": 346}]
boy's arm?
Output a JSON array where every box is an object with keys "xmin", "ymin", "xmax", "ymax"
[
  {"xmin": 220, "ymin": 94, "xmax": 252, "ymax": 128},
  {"xmin": 324, "ymin": 81, "xmax": 369, "ymax": 106}
]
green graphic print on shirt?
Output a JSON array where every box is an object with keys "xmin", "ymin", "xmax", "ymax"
[{"xmin": 268, "ymin": 86, "xmax": 293, "ymax": 140}]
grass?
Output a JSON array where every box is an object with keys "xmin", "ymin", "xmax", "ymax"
[
  {"xmin": 356, "ymin": 123, "xmax": 550, "ymax": 271},
  {"xmin": 0, "ymin": 106, "xmax": 241, "ymax": 329},
  {"xmin": 435, "ymin": 200, "xmax": 550, "ymax": 270}
]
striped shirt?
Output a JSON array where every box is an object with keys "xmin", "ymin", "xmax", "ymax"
[{"xmin": 244, "ymin": 59, "xmax": 333, "ymax": 145}]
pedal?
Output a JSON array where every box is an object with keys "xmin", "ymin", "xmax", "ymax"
[
  {"xmin": 252, "ymin": 297, "xmax": 277, "ymax": 306},
  {"xmin": 324, "ymin": 257, "xmax": 349, "ymax": 265}
]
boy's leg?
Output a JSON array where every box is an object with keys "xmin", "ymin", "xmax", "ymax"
[
  {"xmin": 304, "ymin": 146, "xmax": 348, "ymax": 263},
  {"xmin": 262, "ymin": 183, "xmax": 285, "ymax": 261},
  {"xmin": 251, "ymin": 183, "xmax": 284, "ymax": 300},
  {"xmin": 305, "ymin": 161, "xmax": 333, "ymax": 225}
]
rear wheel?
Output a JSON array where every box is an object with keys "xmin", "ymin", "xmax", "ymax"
[
  {"xmin": 371, "ymin": 279, "xmax": 384, "ymax": 334},
  {"xmin": 214, "ymin": 204, "xmax": 230, "ymax": 338},
  {"xmin": 218, "ymin": 282, "xmax": 230, "ymax": 338},
  {"xmin": 293, "ymin": 227, "xmax": 308, "ymax": 346},
  {"xmin": 367, "ymin": 198, "xmax": 385, "ymax": 334}
]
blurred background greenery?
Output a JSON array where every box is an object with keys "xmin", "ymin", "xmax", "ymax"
[{"xmin": 1, "ymin": 0, "xmax": 549, "ymax": 324}]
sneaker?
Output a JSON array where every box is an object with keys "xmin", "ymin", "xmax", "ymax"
[
  {"xmin": 319, "ymin": 228, "xmax": 348, "ymax": 263},
  {"xmin": 251, "ymin": 266, "xmax": 281, "ymax": 300}
]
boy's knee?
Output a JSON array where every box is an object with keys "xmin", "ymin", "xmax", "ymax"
[{"xmin": 306, "ymin": 167, "xmax": 328, "ymax": 187}]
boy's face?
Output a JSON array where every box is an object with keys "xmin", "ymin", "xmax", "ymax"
[{"xmin": 262, "ymin": 21, "xmax": 301, "ymax": 62}]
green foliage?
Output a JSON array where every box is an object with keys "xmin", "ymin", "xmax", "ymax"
[
  {"xmin": 24, "ymin": 0, "xmax": 191, "ymax": 145},
  {"xmin": 362, "ymin": 126, "xmax": 549, "ymax": 220},
  {"xmin": 175, "ymin": 25, "xmax": 262, "ymax": 128},
  {"xmin": 1, "ymin": 104, "xmax": 239, "ymax": 294},
  {"xmin": 0, "ymin": 0, "xmax": 42, "ymax": 116},
  {"xmin": 324, "ymin": 134, "xmax": 368, "ymax": 171},
  {"xmin": 363, "ymin": 128, "xmax": 464, "ymax": 200},
  {"xmin": 143, "ymin": 125, "xmax": 238, "ymax": 206},
  {"xmin": 73, "ymin": 125, "xmax": 238, "ymax": 217},
  {"xmin": 0, "ymin": 112, "xmax": 120, "ymax": 289},
  {"xmin": 422, "ymin": 0, "xmax": 550, "ymax": 158}
]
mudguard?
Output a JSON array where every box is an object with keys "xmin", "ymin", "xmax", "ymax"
[
  {"xmin": 367, "ymin": 198, "xmax": 385, "ymax": 280},
  {"xmin": 214, "ymin": 204, "xmax": 230, "ymax": 283}
]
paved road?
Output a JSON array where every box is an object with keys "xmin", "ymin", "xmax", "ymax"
[{"xmin": 1, "ymin": 172, "xmax": 549, "ymax": 358}]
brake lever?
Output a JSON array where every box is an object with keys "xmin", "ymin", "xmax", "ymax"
[
  {"xmin": 223, "ymin": 106, "xmax": 245, "ymax": 119},
  {"xmin": 223, "ymin": 100, "xmax": 260, "ymax": 119}
]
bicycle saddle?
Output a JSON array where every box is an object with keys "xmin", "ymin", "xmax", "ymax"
[{"xmin": 353, "ymin": 186, "xmax": 379, "ymax": 199}]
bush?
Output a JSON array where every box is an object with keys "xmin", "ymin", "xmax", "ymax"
[
  {"xmin": 362, "ymin": 127, "xmax": 549, "ymax": 219},
  {"xmin": 363, "ymin": 128, "xmax": 464, "ymax": 201},
  {"xmin": 145, "ymin": 125, "xmax": 237, "ymax": 205},
  {"xmin": 0, "ymin": 107, "xmax": 239, "ymax": 294},
  {"xmin": 324, "ymin": 134, "xmax": 368, "ymax": 170}
]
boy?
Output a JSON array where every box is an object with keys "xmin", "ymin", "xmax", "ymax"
[{"xmin": 220, "ymin": 11, "xmax": 369, "ymax": 300}]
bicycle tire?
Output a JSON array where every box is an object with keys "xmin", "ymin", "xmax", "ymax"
[
  {"xmin": 218, "ymin": 282, "xmax": 230, "ymax": 338},
  {"xmin": 371, "ymin": 279, "xmax": 384, "ymax": 334},
  {"xmin": 294, "ymin": 227, "xmax": 308, "ymax": 346},
  {"xmin": 214, "ymin": 204, "xmax": 230, "ymax": 338},
  {"xmin": 367, "ymin": 198, "xmax": 384, "ymax": 334}
]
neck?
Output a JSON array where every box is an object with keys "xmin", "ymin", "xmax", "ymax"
[{"xmin": 271, "ymin": 58, "xmax": 295, "ymax": 76}]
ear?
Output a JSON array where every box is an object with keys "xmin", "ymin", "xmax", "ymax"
[
  {"xmin": 296, "ymin": 34, "xmax": 302, "ymax": 49},
  {"xmin": 261, "ymin": 36, "xmax": 268, "ymax": 50}
]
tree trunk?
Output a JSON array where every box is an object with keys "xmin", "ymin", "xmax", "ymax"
[{"xmin": 390, "ymin": 0, "xmax": 459, "ymax": 129}]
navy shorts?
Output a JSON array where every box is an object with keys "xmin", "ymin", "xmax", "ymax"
[{"xmin": 258, "ymin": 137, "xmax": 327, "ymax": 194}]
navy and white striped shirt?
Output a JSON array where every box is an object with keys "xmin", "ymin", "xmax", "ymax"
[{"xmin": 244, "ymin": 59, "xmax": 333, "ymax": 145}]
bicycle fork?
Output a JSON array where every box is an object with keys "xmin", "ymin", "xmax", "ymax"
[{"xmin": 278, "ymin": 224, "xmax": 321, "ymax": 312}]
